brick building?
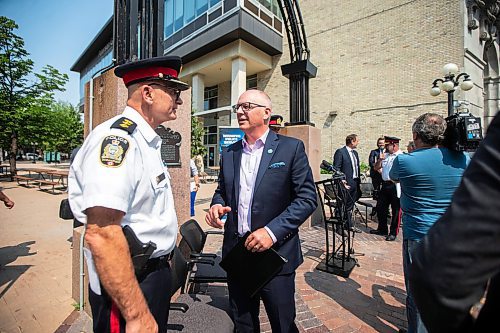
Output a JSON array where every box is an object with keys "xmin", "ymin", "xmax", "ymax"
[{"xmin": 72, "ymin": 0, "xmax": 499, "ymax": 166}]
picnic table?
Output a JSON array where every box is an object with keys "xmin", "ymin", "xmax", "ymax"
[{"xmin": 14, "ymin": 168, "xmax": 69, "ymax": 193}]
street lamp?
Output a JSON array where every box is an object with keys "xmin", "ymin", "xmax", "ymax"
[{"xmin": 430, "ymin": 63, "xmax": 474, "ymax": 116}]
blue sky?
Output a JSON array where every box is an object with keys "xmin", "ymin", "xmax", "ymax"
[{"xmin": 0, "ymin": 0, "xmax": 114, "ymax": 106}]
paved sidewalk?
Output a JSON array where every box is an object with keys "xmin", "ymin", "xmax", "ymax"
[{"xmin": 1, "ymin": 173, "xmax": 408, "ymax": 332}]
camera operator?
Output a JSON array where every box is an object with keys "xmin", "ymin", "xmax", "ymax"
[
  {"xmin": 410, "ymin": 111, "xmax": 500, "ymax": 333},
  {"xmin": 389, "ymin": 113, "xmax": 470, "ymax": 333}
]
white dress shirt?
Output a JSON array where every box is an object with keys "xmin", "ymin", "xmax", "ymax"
[{"xmin": 346, "ymin": 146, "xmax": 358, "ymax": 179}]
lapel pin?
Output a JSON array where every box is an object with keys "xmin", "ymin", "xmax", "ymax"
[{"xmin": 268, "ymin": 149, "xmax": 273, "ymax": 154}]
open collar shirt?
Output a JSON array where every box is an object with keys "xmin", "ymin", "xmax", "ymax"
[{"xmin": 238, "ymin": 129, "xmax": 270, "ymax": 237}]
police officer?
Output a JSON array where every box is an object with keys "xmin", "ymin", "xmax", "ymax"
[
  {"xmin": 269, "ymin": 114, "xmax": 284, "ymax": 133},
  {"xmin": 370, "ymin": 136, "xmax": 402, "ymax": 241},
  {"xmin": 68, "ymin": 56, "xmax": 189, "ymax": 333}
]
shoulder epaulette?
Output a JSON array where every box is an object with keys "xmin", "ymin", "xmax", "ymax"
[{"xmin": 111, "ymin": 117, "xmax": 137, "ymax": 134}]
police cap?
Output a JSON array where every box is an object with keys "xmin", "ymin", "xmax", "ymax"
[
  {"xmin": 269, "ymin": 115, "xmax": 284, "ymax": 128},
  {"xmin": 114, "ymin": 55, "xmax": 189, "ymax": 91},
  {"xmin": 384, "ymin": 136, "xmax": 400, "ymax": 145}
]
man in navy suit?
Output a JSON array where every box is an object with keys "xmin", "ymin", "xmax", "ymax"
[
  {"xmin": 333, "ymin": 134, "xmax": 361, "ymax": 232},
  {"xmin": 205, "ymin": 89, "xmax": 317, "ymax": 333}
]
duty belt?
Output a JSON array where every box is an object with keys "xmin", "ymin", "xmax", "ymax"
[{"xmin": 138, "ymin": 251, "xmax": 173, "ymax": 281}]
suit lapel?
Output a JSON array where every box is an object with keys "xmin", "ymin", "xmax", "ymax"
[
  {"xmin": 254, "ymin": 130, "xmax": 279, "ymax": 192},
  {"xmin": 233, "ymin": 141, "xmax": 243, "ymax": 206}
]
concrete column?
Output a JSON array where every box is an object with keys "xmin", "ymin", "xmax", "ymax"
[
  {"xmin": 192, "ymin": 73, "xmax": 205, "ymax": 113},
  {"xmin": 484, "ymin": 76, "xmax": 500, "ymax": 128},
  {"xmin": 231, "ymin": 57, "xmax": 247, "ymax": 127}
]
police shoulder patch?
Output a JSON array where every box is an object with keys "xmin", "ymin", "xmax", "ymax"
[
  {"xmin": 111, "ymin": 117, "xmax": 137, "ymax": 134},
  {"xmin": 100, "ymin": 135, "xmax": 130, "ymax": 167}
]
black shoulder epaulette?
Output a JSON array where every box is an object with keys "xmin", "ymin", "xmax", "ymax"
[{"xmin": 111, "ymin": 117, "xmax": 137, "ymax": 134}]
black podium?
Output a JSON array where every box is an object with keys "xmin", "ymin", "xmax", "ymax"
[{"xmin": 314, "ymin": 177, "xmax": 357, "ymax": 278}]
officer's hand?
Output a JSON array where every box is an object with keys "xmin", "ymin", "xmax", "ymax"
[
  {"xmin": 205, "ymin": 204, "xmax": 231, "ymax": 229},
  {"xmin": 126, "ymin": 312, "xmax": 158, "ymax": 333},
  {"xmin": 245, "ymin": 228, "xmax": 274, "ymax": 252}
]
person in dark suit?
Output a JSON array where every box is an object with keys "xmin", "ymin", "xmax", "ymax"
[
  {"xmin": 368, "ymin": 137, "xmax": 385, "ymax": 198},
  {"xmin": 409, "ymin": 111, "xmax": 500, "ymax": 333},
  {"xmin": 333, "ymin": 134, "xmax": 361, "ymax": 232},
  {"xmin": 205, "ymin": 89, "xmax": 317, "ymax": 333}
]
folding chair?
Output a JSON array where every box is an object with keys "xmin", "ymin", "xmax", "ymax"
[
  {"xmin": 168, "ymin": 247, "xmax": 233, "ymax": 332},
  {"xmin": 178, "ymin": 219, "xmax": 227, "ymax": 292}
]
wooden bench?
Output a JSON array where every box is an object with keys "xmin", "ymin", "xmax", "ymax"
[
  {"xmin": 14, "ymin": 175, "xmax": 35, "ymax": 186},
  {"xmin": 32, "ymin": 179, "xmax": 59, "ymax": 193}
]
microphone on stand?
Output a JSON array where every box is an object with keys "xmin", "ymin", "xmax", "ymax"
[{"xmin": 320, "ymin": 160, "xmax": 344, "ymax": 176}]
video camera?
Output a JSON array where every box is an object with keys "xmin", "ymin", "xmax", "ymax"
[{"xmin": 443, "ymin": 112, "xmax": 483, "ymax": 152}]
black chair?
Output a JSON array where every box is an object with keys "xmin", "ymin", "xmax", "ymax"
[
  {"xmin": 178, "ymin": 219, "xmax": 227, "ymax": 292},
  {"xmin": 356, "ymin": 182, "xmax": 377, "ymax": 226},
  {"xmin": 168, "ymin": 247, "xmax": 234, "ymax": 332}
]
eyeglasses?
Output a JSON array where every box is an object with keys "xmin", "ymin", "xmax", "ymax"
[
  {"xmin": 149, "ymin": 83, "xmax": 181, "ymax": 102},
  {"xmin": 232, "ymin": 102, "xmax": 267, "ymax": 113}
]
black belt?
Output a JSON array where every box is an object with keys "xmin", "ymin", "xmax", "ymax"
[
  {"xmin": 382, "ymin": 180, "xmax": 393, "ymax": 185},
  {"xmin": 140, "ymin": 252, "xmax": 173, "ymax": 279}
]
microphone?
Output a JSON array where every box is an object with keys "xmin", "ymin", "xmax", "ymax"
[{"xmin": 320, "ymin": 160, "xmax": 344, "ymax": 176}]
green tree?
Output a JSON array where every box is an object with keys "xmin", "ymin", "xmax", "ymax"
[
  {"xmin": 191, "ymin": 109, "xmax": 206, "ymax": 160},
  {"xmin": 0, "ymin": 16, "xmax": 68, "ymax": 176},
  {"xmin": 16, "ymin": 100, "xmax": 83, "ymax": 155}
]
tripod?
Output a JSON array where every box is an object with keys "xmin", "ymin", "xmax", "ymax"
[{"xmin": 315, "ymin": 176, "xmax": 358, "ymax": 278}]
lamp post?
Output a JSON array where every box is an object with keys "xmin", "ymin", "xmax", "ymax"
[{"xmin": 430, "ymin": 63, "xmax": 474, "ymax": 116}]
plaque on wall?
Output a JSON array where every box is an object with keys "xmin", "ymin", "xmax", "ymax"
[{"xmin": 155, "ymin": 125, "xmax": 182, "ymax": 166}]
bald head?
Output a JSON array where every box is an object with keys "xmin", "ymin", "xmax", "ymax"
[{"xmin": 240, "ymin": 89, "xmax": 272, "ymax": 111}]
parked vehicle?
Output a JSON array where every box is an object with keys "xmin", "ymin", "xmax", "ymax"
[{"xmin": 26, "ymin": 153, "xmax": 41, "ymax": 161}]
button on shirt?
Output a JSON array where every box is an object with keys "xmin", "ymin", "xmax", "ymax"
[
  {"xmin": 69, "ymin": 106, "xmax": 178, "ymax": 258},
  {"xmin": 238, "ymin": 129, "xmax": 276, "ymax": 242}
]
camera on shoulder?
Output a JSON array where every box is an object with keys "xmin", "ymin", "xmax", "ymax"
[{"xmin": 442, "ymin": 112, "xmax": 483, "ymax": 152}]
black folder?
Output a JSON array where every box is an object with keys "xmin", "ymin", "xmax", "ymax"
[{"xmin": 219, "ymin": 232, "xmax": 288, "ymax": 298}]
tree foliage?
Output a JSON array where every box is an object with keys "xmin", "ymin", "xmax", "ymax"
[
  {"xmin": 191, "ymin": 109, "xmax": 206, "ymax": 158},
  {"xmin": 0, "ymin": 16, "xmax": 69, "ymax": 175},
  {"xmin": 16, "ymin": 99, "xmax": 83, "ymax": 153}
]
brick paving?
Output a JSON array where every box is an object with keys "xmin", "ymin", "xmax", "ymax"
[{"xmin": 1, "ymin": 175, "xmax": 408, "ymax": 332}]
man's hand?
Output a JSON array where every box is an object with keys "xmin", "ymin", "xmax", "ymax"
[
  {"xmin": 126, "ymin": 312, "xmax": 158, "ymax": 333},
  {"xmin": 245, "ymin": 228, "xmax": 274, "ymax": 252},
  {"xmin": 341, "ymin": 180, "xmax": 351, "ymax": 190},
  {"xmin": 3, "ymin": 198, "xmax": 14, "ymax": 209},
  {"xmin": 205, "ymin": 204, "xmax": 231, "ymax": 229}
]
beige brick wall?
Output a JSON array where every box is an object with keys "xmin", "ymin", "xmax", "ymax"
[{"xmin": 260, "ymin": 0, "xmax": 465, "ymax": 164}]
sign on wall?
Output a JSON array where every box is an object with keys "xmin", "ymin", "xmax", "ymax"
[
  {"xmin": 219, "ymin": 126, "xmax": 244, "ymax": 153},
  {"xmin": 156, "ymin": 125, "xmax": 182, "ymax": 166}
]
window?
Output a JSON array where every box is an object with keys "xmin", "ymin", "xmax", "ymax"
[
  {"xmin": 204, "ymin": 86, "xmax": 218, "ymax": 110},
  {"xmin": 184, "ymin": 0, "xmax": 195, "ymax": 24},
  {"xmin": 164, "ymin": 0, "xmax": 222, "ymax": 39},
  {"xmin": 174, "ymin": 0, "xmax": 184, "ymax": 31},
  {"xmin": 164, "ymin": 0, "xmax": 174, "ymax": 37},
  {"xmin": 203, "ymin": 126, "xmax": 218, "ymax": 145},
  {"xmin": 246, "ymin": 74, "xmax": 257, "ymax": 89},
  {"xmin": 196, "ymin": 0, "xmax": 208, "ymax": 16}
]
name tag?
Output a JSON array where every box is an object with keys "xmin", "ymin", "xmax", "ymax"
[{"xmin": 156, "ymin": 173, "xmax": 166, "ymax": 184}]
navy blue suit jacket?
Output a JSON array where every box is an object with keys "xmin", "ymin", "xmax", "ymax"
[
  {"xmin": 211, "ymin": 130, "xmax": 317, "ymax": 274},
  {"xmin": 333, "ymin": 146, "xmax": 360, "ymax": 188}
]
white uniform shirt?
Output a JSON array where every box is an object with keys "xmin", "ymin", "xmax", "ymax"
[
  {"xmin": 69, "ymin": 106, "xmax": 177, "ymax": 267},
  {"xmin": 382, "ymin": 149, "xmax": 403, "ymax": 197}
]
